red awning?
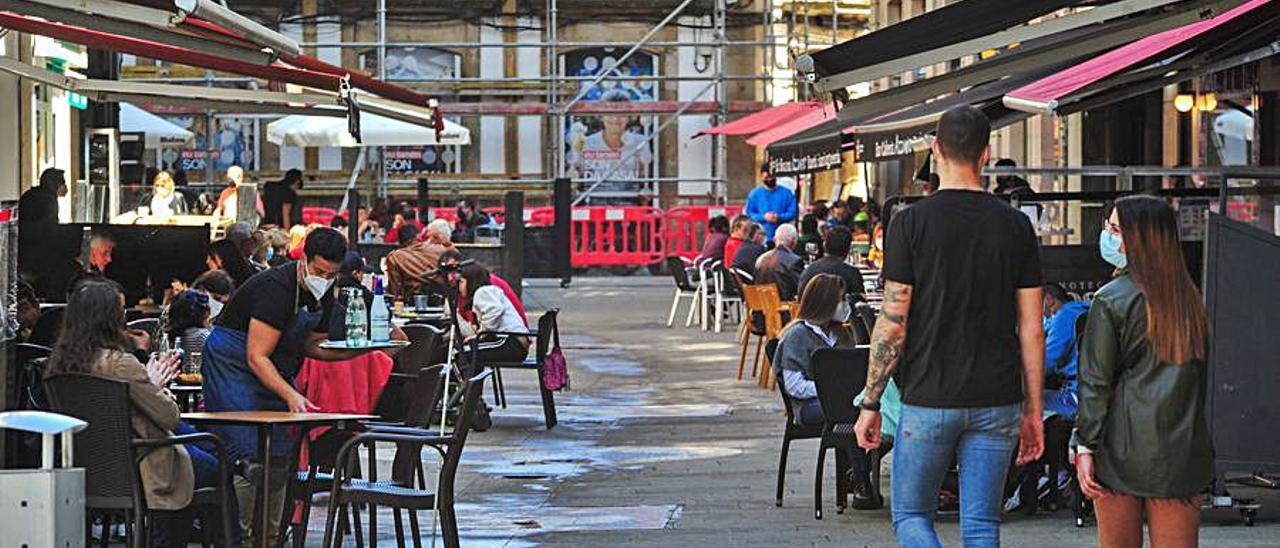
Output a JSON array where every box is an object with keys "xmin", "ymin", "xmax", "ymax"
[
  {"xmin": 0, "ymin": 11, "xmax": 343, "ymax": 92},
  {"xmin": 695, "ymin": 101, "xmax": 821, "ymax": 137},
  {"xmin": 745, "ymin": 102, "xmax": 839, "ymax": 148},
  {"xmin": 1004, "ymin": 0, "xmax": 1271, "ymax": 112}
]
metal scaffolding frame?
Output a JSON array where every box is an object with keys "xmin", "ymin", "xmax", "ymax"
[{"xmin": 118, "ymin": 0, "xmax": 868, "ymax": 202}]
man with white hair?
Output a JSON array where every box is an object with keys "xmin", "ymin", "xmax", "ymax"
[
  {"xmin": 754, "ymin": 223, "xmax": 805, "ymax": 300},
  {"xmin": 214, "ymin": 165, "xmax": 263, "ymax": 220},
  {"xmin": 384, "ymin": 217, "xmax": 457, "ymax": 301}
]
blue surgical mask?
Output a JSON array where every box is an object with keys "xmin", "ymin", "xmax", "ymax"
[{"xmin": 1099, "ymin": 230, "xmax": 1127, "ymax": 269}]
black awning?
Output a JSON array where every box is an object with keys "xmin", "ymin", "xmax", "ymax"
[
  {"xmin": 807, "ymin": 0, "xmax": 1085, "ymax": 79},
  {"xmin": 767, "ymin": 54, "xmax": 1074, "ymax": 172},
  {"xmin": 766, "ymin": 118, "xmax": 847, "ymax": 176}
]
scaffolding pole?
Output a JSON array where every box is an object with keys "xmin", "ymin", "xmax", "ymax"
[{"xmin": 714, "ymin": 0, "xmax": 728, "ymax": 202}]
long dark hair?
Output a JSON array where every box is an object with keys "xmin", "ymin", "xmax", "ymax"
[
  {"xmin": 48, "ymin": 279, "xmax": 133, "ymax": 375},
  {"xmin": 459, "ymin": 262, "xmax": 492, "ymax": 303},
  {"xmin": 209, "ymin": 238, "xmax": 255, "ymax": 287},
  {"xmin": 1114, "ymin": 195, "xmax": 1208, "ymax": 364}
]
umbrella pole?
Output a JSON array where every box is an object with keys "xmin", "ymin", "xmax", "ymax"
[{"xmin": 339, "ymin": 147, "xmax": 367, "ymax": 212}]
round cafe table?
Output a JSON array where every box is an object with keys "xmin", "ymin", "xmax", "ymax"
[{"xmin": 181, "ymin": 411, "xmax": 376, "ymax": 548}]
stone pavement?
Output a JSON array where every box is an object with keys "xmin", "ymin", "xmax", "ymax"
[{"xmin": 306, "ymin": 276, "xmax": 1280, "ymax": 547}]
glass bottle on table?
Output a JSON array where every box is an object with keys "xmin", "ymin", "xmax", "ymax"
[
  {"xmin": 369, "ymin": 276, "xmax": 391, "ymax": 343},
  {"xmin": 344, "ymin": 288, "xmax": 368, "ymax": 347}
]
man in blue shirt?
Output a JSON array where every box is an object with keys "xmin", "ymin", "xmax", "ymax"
[
  {"xmin": 1042, "ymin": 283, "xmax": 1090, "ymax": 419},
  {"xmin": 745, "ymin": 170, "xmax": 797, "ymax": 243}
]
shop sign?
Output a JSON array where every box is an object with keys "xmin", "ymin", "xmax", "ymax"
[
  {"xmin": 177, "ymin": 149, "xmax": 221, "ymax": 171},
  {"xmin": 850, "ymin": 129, "xmax": 932, "ymax": 162},
  {"xmin": 383, "ymin": 147, "xmax": 451, "ymax": 174},
  {"xmin": 767, "ymin": 151, "xmax": 842, "ymax": 176}
]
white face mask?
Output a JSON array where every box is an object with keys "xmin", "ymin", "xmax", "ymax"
[
  {"xmin": 207, "ymin": 297, "xmax": 224, "ymax": 317},
  {"xmin": 305, "ymin": 274, "xmax": 333, "ymax": 301},
  {"xmin": 301, "ymin": 260, "xmax": 334, "ymax": 301},
  {"xmin": 833, "ymin": 299, "xmax": 852, "ymax": 323}
]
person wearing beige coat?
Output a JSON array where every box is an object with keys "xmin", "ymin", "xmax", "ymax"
[{"xmin": 45, "ymin": 278, "xmax": 240, "ymax": 544}]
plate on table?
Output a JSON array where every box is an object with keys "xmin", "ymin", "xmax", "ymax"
[
  {"xmin": 396, "ymin": 309, "xmax": 447, "ymax": 319},
  {"xmin": 319, "ymin": 340, "xmax": 412, "ymax": 350}
]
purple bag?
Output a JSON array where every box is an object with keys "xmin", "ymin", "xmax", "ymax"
[
  {"xmin": 541, "ymin": 316, "xmax": 569, "ymax": 391},
  {"xmin": 543, "ymin": 346, "xmax": 569, "ymax": 391}
]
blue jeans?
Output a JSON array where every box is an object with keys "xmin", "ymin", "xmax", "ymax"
[{"xmin": 892, "ymin": 403, "xmax": 1021, "ymax": 548}]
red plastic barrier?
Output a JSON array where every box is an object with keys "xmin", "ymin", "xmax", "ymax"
[
  {"xmin": 663, "ymin": 205, "xmax": 743, "ymax": 261},
  {"xmin": 302, "ymin": 206, "xmax": 340, "ymax": 226},
  {"xmin": 571, "ymin": 206, "xmax": 665, "ymax": 267}
]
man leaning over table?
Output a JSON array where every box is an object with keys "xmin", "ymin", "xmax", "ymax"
[{"xmin": 201, "ymin": 227, "xmax": 405, "ymax": 542}]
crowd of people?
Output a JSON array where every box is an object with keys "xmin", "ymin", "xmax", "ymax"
[
  {"xmin": 697, "ymin": 106, "xmax": 1213, "ymax": 548},
  {"xmin": 14, "ymin": 165, "xmax": 529, "ymax": 543}
]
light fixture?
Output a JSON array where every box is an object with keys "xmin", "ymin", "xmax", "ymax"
[
  {"xmin": 1200, "ymin": 93, "xmax": 1218, "ymax": 111},
  {"xmin": 1174, "ymin": 94, "xmax": 1195, "ymax": 113}
]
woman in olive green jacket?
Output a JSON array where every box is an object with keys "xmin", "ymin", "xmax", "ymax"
[{"xmin": 1076, "ymin": 195, "xmax": 1212, "ymax": 548}]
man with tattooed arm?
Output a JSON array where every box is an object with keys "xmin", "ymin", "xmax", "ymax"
[{"xmin": 853, "ymin": 106, "xmax": 1045, "ymax": 548}]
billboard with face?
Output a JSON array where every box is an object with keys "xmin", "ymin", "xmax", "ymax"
[{"xmin": 561, "ymin": 48, "xmax": 658, "ymax": 196}]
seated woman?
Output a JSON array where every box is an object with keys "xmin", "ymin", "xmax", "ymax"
[
  {"xmin": 166, "ymin": 289, "xmax": 213, "ymax": 375},
  {"xmin": 772, "ymin": 273, "xmax": 900, "ymax": 510},
  {"xmin": 46, "ymin": 279, "xmax": 238, "ymax": 543},
  {"xmin": 457, "ymin": 262, "xmax": 531, "ymax": 370},
  {"xmin": 142, "ymin": 170, "xmax": 189, "ymax": 218}
]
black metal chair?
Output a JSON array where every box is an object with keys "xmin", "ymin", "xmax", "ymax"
[
  {"xmin": 321, "ymin": 370, "xmax": 493, "ymax": 548},
  {"xmin": 811, "ymin": 347, "xmax": 891, "ymax": 519},
  {"xmin": 664, "ymin": 256, "xmax": 700, "ymax": 327},
  {"xmin": 769, "ymin": 338, "xmax": 824, "ymax": 508},
  {"xmin": 281, "ymin": 365, "xmax": 446, "ymax": 548},
  {"xmin": 478, "ymin": 309, "xmax": 560, "ymax": 429},
  {"xmin": 44, "ymin": 374, "xmax": 237, "ymax": 548},
  {"xmin": 396, "ymin": 323, "xmax": 447, "ymax": 374},
  {"xmin": 126, "ymin": 318, "xmax": 161, "ymax": 341}
]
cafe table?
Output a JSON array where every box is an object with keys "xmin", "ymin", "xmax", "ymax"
[{"xmin": 181, "ymin": 411, "xmax": 376, "ymax": 548}]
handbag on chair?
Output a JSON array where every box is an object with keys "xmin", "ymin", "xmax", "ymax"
[{"xmin": 542, "ymin": 317, "xmax": 570, "ymax": 391}]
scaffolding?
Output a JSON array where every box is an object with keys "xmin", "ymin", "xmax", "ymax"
[{"xmin": 120, "ymin": 0, "xmax": 871, "ymax": 203}]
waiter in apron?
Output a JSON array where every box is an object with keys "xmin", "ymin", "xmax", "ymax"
[{"xmin": 201, "ymin": 227, "xmax": 403, "ymax": 541}]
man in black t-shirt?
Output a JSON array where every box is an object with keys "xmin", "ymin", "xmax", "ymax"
[
  {"xmin": 261, "ymin": 169, "xmax": 302, "ymax": 228},
  {"xmin": 853, "ymin": 106, "xmax": 1045, "ymax": 546}
]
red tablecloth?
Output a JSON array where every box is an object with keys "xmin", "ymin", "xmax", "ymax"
[{"xmin": 294, "ymin": 352, "xmax": 394, "ymax": 466}]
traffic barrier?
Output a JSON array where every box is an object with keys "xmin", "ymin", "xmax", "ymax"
[
  {"xmin": 571, "ymin": 206, "xmax": 665, "ymax": 267},
  {"xmin": 312, "ymin": 203, "xmax": 743, "ymax": 270},
  {"xmin": 301, "ymin": 206, "xmax": 340, "ymax": 226},
  {"xmin": 663, "ymin": 205, "xmax": 743, "ymax": 261}
]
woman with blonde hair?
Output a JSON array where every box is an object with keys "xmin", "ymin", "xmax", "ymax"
[
  {"xmin": 146, "ymin": 170, "xmax": 189, "ymax": 217},
  {"xmin": 1076, "ymin": 195, "xmax": 1212, "ymax": 547}
]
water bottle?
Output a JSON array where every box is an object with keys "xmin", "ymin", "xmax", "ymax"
[
  {"xmin": 369, "ymin": 276, "xmax": 391, "ymax": 343},
  {"xmin": 345, "ymin": 288, "xmax": 368, "ymax": 346}
]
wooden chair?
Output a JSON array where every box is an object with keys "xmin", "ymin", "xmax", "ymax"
[
  {"xmin": 756, "ymin": 286, "xmax": 795, "ymax": 389},
  {"xmin": 737, "ymin": 284, "xmax": 769, "ymax": 381}
]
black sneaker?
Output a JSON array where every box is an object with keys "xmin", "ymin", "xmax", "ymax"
[{"xmin": 846, "ymin": 470, "xmax": 882, "ymax": 510}]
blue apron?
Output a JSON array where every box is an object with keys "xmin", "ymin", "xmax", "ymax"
[{"xmin": 201, "ymin": 292, "xmax": 324, "ymax": 461}]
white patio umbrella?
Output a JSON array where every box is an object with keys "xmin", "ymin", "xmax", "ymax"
[
  {"xmin": 119, "ymin": 103, "xmax": 194, "ymax": 148},
  {"xmin": 265, "ymin": 111, "xmax": 471, "ymax": 147}
]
